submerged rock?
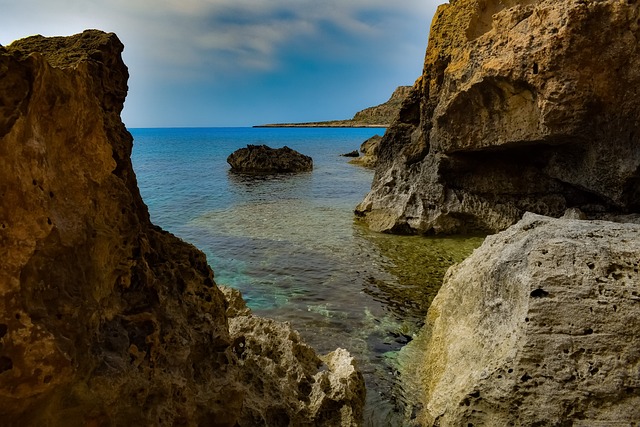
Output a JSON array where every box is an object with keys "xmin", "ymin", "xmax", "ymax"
[
  {"xmin": 356, "ymin": 0, "xmax": 640, "ymax": 234},
  {"xmin": 402, "ymin": 213, "xmax": 640, "ymax": 425},
  {"xmin": 227, "ymin": 144, "xmax": 313, "ymax": 174},
  {"xmin": 0, "ymin": 30, "xmax": 363, "ymax": 426}
]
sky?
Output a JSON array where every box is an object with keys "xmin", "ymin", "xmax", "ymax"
[{"xmin": 1, "ymin": 0, "xmax": 442, "ymax": 127}]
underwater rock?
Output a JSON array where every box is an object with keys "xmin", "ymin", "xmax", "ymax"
[
  {"xmin": 356, "ymin": 0, "xmax": 640, "ymax": 234},
  {"xmin": 404, "ymin": 213, "xmax": 640, "ymax": 425},
  {"xmin": 0, "ymin": 30, "xmax": 363, "ymax": 426},
  {"xmin": 227, "ymin": 144, "xmax": 313, "ymax": 174}
]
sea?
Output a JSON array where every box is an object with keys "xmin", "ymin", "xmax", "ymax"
[{"xmin": 129, "ymin": 127, "xmax": 483, "ymax": 425}]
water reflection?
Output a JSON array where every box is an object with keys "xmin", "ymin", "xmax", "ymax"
[{"xmin": 227, "ymin": 170, "xmax": 314, "ymax": 202}]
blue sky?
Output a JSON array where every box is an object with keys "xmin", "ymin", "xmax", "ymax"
[{"xmin": 1, "ymin": 0, "xmax": 441, "ymax": 127}]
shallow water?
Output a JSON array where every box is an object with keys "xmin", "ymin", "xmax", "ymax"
[{"xmin": 130, "ymin": 127, "xmax": 483, "ymax": 424}]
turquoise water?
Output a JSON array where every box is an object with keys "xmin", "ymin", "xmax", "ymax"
[{"xmin": 130, "ymin": 127, "xmax": 483, "ymax": 424}]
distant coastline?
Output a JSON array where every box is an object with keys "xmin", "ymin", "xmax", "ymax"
[
  {"xmin": 254, "ymin": 85, "xmax": 411, "ymax": 129},
  {"xmin": 254, "ymin": 121, "xmax": 387, "ymax": 128}
]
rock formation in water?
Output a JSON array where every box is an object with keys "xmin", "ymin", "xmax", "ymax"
[
  {"xmin": 402, "ymin": 213, "xmax": 640, "ymax": 425},
  {"xmin": 356, "ymin": 0, "xmax": 640, "ymax": 234},
  {"xmin": 341, "ymin": 150, "xmax": 360, "ymax": 158},
  {"xmin": 256, "ymin": 85, "xmax": 411, "ymax": 128},
  {"xmin": 0, "ymin": 30, "xmax": 364, "ymax": 426},
  {"xmin": 349, "ymin": 135, "xmax": 383, "ymax": 168},
  {"xmin": 227, "ymin": 144, "xmax": 313, "ymax": 174}
]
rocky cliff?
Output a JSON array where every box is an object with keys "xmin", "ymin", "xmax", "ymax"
[
  {"xmin": 256, "ymin": 86, "xmax": 411, "ymax": 128},
  {"xmin": 401, "ymin": 213, "xmax": 640, "ymax": 425},
  {"xmin": 0, "ymin": 30, "xmax": 364, "ymax": 426},
  {"xmin": 356, "ymin": 0, "xmax": 640, "ymax": 234},
  {"xmin": 351, "ymin": 86, "xmax": 412, "ymax": 126}
]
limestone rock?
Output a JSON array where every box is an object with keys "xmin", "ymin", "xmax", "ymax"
[
  {"xmin": 356, "ymin": 0, "xmax": 640, "ymax": 234},
  {"xmin": 222, "ymin": 287, "xmax": 366, "ymax": 426},
  {"xmin": 0, "ymin": 31, "xmax": 363, "ymax": 426},
  {"xmin": 403, "ymin": 213, "xmax": 640, "ymax": 425},
  {"xmin": 349, "ymin": 135, "xmax": 382, "ymax": 168},
  {"xmin": 227, "ymin": 144, "xmax": 313, "ymax": 174}
]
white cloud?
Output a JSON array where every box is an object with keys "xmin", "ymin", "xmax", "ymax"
[
  {"xmin": 1, "ymin": 0, "xmax": 442, "ymax": 125},
  {"xmin": 1, "ymin": 0, "xmax": 439, "ymax": 71}
]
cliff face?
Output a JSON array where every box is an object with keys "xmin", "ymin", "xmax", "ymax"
[
  {"xmin": 0, "ymin": 30, "xmax": 364, "ymax": 426},
  {"xmin": 351, "ymin": 86, "xmax": 412, "ymax": 126},
  {"xmin": 402, "ymin": 213, "xmax": 640, "ymax": 425},
  {"xmin": 356, "ymin": 0, "xmax": 640, "ymax": 234}
]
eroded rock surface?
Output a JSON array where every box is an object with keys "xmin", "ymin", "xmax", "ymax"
[
  {"xmin": 221, "ymin": 287, "xmax": 366, "ymax": 427},
  {"xmin": 227, "ymin": 144, "xmax": 313, "ymax": 174},
  {"xmin": 0, "ymin": 30, "xmax": 363, "ymax": 426},
  {"xmin": 349, "ymin": 135, "xmax": 382, "ymax": 168},
  {"xmin": 356, "ymin": 0, "xmax": 640, "ymax": 234},
  {"xmin": 402, "ymin": 213, "xmax": 640, "ymax": 425}
]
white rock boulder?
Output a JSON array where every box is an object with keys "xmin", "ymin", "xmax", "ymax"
[{"xmin": 404, "ymin": 213, "xmax": 640, "ymax": 425}]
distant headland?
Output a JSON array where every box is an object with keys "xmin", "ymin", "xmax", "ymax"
[{"xmin": 254, "ymin": 85, "xmax": 410, "ymax": 128}]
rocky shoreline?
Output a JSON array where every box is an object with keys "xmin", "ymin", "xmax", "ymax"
[
  {"xmin": 0, "ymin": 31, "xmax": 364, "ymax": 426},
  {"xmin": 355, "ymin": 0, "xmax": 640, "ymax": 425},
  {"xmin": 355, "ymin": 0, "xmax": 640, "ymax": 235},
  {"xmin": 3, "ymin": 0, "xmax": 640, "ymax": 425},
  {"xmin": 254, "ymin": 123, "xmax": 387, "ymax": 128},
  {"xmin": 399, "ymin": 213, "xmax": 640, "ymax": 425}
]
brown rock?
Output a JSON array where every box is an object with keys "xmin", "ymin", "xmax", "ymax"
[
  {"xmin": 227, "ymin": 144, "xmax": 313, "ymax": 174},
  {"xmin": 221, "ymin": 287, "xmax": 366, "ymax": 426},
  {"xmin": 341, "ymin": 150, "xmax": 360, "ymax": 158},
  {"xmin": 356, "ymin": 0, "xmax": 640, "ymax": 234},
  {"xmin": 401, "ymin": 213, "xmax": 640, "ymax": 425},
  {"xmin": 0, "ymin": 30, "xmax": 363, "ymax": 426},
  {"xmin": 256, "ymin": 85, "xmax": 411, "ymax": 128},
  {"xmin": 349, "ymin": 135, "xmax": 382, "ymax": 168},
  {"xmin": 351, "ymin": 86, "xmax": 413, "ymax": 127}
]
